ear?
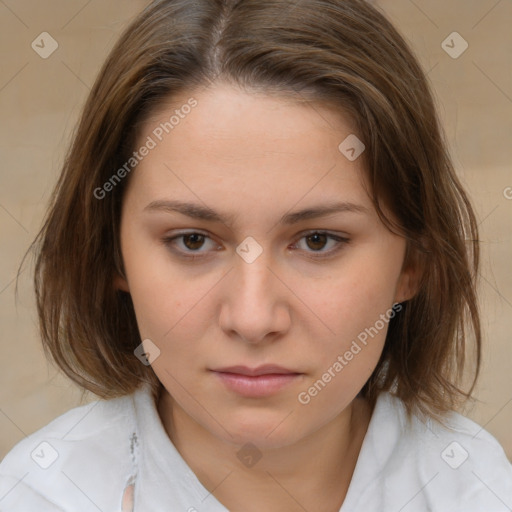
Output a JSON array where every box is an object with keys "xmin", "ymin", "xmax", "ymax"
[
  {"xmin": 394, "ymin": 244, "xmax": 425, "ymax": 303},
  {"xmin": 114, "ymin": 272, "xmax": 130, "ymax": 292}
]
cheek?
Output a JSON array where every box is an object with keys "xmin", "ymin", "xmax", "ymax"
[
  {"xmin": 295, "ymin": 274, "xmax": 395, "ymax": 414},
  {"xmin": 301, "ymin": 250, "xmax": 402, "ymax": 389},
  {"xmin": 121, "ymin": 231, "xmax": 202, "ymax": 337},
  {"xmin": 315, "ymin": 257, "xmax": 400, "ymax": 338},
  {"xmin": 129, "ymin": 276, "xmax": 207, "ymax": 346}
]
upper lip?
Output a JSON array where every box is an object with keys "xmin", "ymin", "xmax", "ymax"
[{"xmin": 212, "ymin": 365, "xmax": 299, "ymax": 376}]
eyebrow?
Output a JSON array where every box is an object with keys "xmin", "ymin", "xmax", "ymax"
[{"xmin": 143, "ymin": 199, "xmax": 369, "ymax": 226}]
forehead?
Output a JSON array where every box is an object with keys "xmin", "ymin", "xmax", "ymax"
[
  {"xmin": 140, "ymin": 82, "xmax": 359, "ymax": 158},
  {"xmin": 127, "ymin": 82, "xmax": 372, "ymax": 212}
]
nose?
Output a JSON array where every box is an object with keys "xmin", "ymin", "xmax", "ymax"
[{"xmin": 218, "ymin": 248, "xmax": 291, "ymax": 345}]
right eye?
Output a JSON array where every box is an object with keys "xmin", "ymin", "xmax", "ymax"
[{"xmin": 161, "ymin": 231, "xmax": 221, "ymax": 260}]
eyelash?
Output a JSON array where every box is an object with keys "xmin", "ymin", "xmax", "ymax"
[{"xmin": 161, "ymin": 230, "xmax": 350, "ymax": 261}]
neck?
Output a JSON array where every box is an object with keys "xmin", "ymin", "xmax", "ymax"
[{"xmin": 157, "ymin": 391, "xmax": 372, "ymax": 512}]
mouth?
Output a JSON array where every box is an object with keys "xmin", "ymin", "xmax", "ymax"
[{"xmin": 210, "ymin": 365, "xmax": 303, "ymax": 397}]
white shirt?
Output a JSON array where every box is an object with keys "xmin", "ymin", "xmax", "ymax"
[{"xmin": 1, "ymin": 384, "xmax": 511, "ymax": 511}]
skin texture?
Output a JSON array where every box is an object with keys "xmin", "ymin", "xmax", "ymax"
[{"xmin": 116, "ymin": 82, "xmax": 419, "ymax": 511}]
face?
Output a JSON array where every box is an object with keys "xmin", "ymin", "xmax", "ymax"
[{"xmin": 117, "ymin": 82, "xmax": 417, "ymax": 449}]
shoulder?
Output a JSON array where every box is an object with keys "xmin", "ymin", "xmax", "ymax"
[
  {"xmin": 0, "ymin": 387, "xmax": 146, "ymax": 511},
  {"xmin": 366, "ymin": 392, "xmax": 512, "ymax": 511}
]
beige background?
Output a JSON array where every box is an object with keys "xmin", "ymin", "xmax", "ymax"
[{"xmin": 0, "ymin": 0, "xmax": 511, "ymax": 461}]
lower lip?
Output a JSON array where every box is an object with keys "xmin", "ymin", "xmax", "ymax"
[{"xmin": 212, "ymin": 371, "xmax": 301, "ymax": 397}]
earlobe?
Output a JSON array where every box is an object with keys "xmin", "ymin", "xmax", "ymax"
[
  {"xmin": 395, "ymin": 271, "xmax": 415, "ymax": 303},
  {"xmin": 114, "ymin": 273, "xmax": 130, "ymax": 292},
  {"xmin": 395, "ymin": 247, "xmax": 425, "ymax": 303}
]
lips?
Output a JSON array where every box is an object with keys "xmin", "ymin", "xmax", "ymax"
[
  {"xmin": 211, "ymin": 365, "xmax": 302, "ymax": 397},
  {"xmin": 212, "ymin": 364, "xmax": 298, "ymax": 376}
]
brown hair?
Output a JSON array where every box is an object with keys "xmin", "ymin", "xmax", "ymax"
[{"xmin": 25, "ymin": 0, "xmax": 481, "ymax": 420}]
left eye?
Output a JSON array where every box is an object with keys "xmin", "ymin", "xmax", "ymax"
[
  {"xmin": 161, "ymin": 231, "xmax": 349, "ymax": 259},
  {"xmin": 293, "ymin": 232, "xmax": 347, "ymax": 254}
]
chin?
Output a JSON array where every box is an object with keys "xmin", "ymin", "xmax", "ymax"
[{"xmin": 215, "ymin": 410, "xmax": 304, "ymax": 450}]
